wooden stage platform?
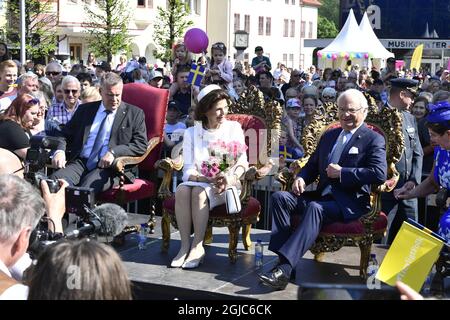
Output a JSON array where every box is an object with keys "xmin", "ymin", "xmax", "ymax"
[{"xmin": 114, "ymin": 214, "xmax": 400, "ymax": 300}]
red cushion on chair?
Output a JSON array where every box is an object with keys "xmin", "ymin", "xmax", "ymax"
[
  {"xmin": 98, "ymin": 179, "xmax": 157, "ymax": 203},
  {"xmin": 163, "ymin": 195, "xmax": 261, "ymax": 219},
  {"xmin": 226, "ymin": 114, "xmax": 266, "ymax": 166},
  {"xmin": 291, "ymin": 212, "xmax": 388, "ymax": 235},
  {"xmin": 122, "ymin": 83, "xmax": 169, "ymax": 171}
]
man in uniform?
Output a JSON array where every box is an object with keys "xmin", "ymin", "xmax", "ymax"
[{"xmin": 382, "ymin": 78, "xmax": 423, "ymax": 244}]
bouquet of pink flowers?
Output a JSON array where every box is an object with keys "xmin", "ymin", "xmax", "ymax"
[{"xmin": 200, "ymin": 140, "xmax": 247, "ymax": 178}]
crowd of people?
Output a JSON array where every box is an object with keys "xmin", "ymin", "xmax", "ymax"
[{"xmin": 0, "ymin": 38, "xmax": 449, "ymax": 300}]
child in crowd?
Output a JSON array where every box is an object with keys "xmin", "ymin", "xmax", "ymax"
[
  {"xmin": 163, "ymin": 100, "xmax": 187, "ymax": 157},
  {"xmin": 205, "ymin": 42, "xmax": 233, "ymax": 91},
  {"xmin": 171, "ymin": 41, "xmax": 193, "ymax": 77},
  {"xmin": 184, "ymin": 106, "xmax": 196, "ymax": 128},
  {"xmin": 278, "ymin": 130, "xmax": 303, "ymax": 169},
  {"xmin": 233, "ymin": 78, "xmax": 246, "ymax": 99},
  {"xmin": 283, "ymin": 98, "xmax": 305, "ymax": 158}
]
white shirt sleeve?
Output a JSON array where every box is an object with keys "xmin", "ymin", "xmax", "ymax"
[{"xmin": 182, "ymin": 127, "xmax": 198, "ymax": 182}]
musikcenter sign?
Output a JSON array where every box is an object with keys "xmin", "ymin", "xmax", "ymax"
[{"xmin": 381, "ymin": 39, "xmax": 450, "ymax": 50}]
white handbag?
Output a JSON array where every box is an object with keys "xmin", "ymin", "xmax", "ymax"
[{"xmin": 225, "ymin": 186, "xmax": 241, "ymax": 214}]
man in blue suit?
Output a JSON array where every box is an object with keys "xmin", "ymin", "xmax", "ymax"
[{"xmin": 258, "ymin": 89, "xmax": 387, "ymax": 290}]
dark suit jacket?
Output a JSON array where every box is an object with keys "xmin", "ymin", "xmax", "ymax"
[
  {"xmin": 299, "ymin": 123, "xmax": 387, "ymax": 221},
  {"xmin": 56, "ymin": 100, "xmax": 148, "ymax": 161}
]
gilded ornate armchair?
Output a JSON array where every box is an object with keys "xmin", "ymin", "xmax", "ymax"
[
  {"xmin": 98, "ymin": 83, "xmax": 168, "ymax": 233},
  {"xmin": 156, "ymin": 85, "xmax": 282, "ymax": 262},
  {"xmin": 277, "ymin": 96, "xmax": 404, "ymax": 278}
]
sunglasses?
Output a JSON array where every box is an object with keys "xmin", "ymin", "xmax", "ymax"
[
  {"xmin": 64, "ymin": 89, "xmax": 79, "ymax": 95},
  {"xmin": 45, "ymin": 71, "xmax": 61, "ymax": 76},
  {"xmin": 323, "ymin": 95, "xmax": 335, "ymax": 99},
  {"xmin": 28, "ymin": 98, "xmax": 39, "ymax": 105},
  {"xmin": 212, "ymin": 43, "xmax": 225, "ymax": 49}
]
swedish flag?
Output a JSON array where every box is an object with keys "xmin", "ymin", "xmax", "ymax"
[{"xmin": 187, "ymin": 63, "xmax": 205, "ymax": 87}]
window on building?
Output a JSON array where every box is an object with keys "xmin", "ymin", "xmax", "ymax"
[
  {"xmin": 244, "ymin": 15, "xmax": 250, "ymax": 33},
  {"xmin": 193, "ymin": 0, "xmax": 200, "ymax": 14},
  {"xmin": 234, "ymin": 14, "xmax": 240, "ymax": 31},
  {"xmin": 300, "ymin": 53, "xmax": 305, "ymax": 69},
  {"xmin": 258, "ymin": 16, "xmax": 264, "ymax": 35},
  {"xmin": 285, "ymin": 0, "xmax": 289, "ymax": 4},
  {"xmin": 266, "ymin": 17, "xmax": 271, "ymax": 36},
  {"xmin": 290, "ymin": 20, "xmax": 295, "ymax": 37},
  {"xmin": 147, "ymin": 0, "xmax": 153, "ymax": 8},
  {"xmin": 283, "ymin": 19, "xmax": 289, "ymax": 37},
  {"xmin": 309, "ymin": 21, "xmax": 313, "ymax": 38},
  {"xmin": 283, "ymin": 53, "xmax": 288, "ymax": 65},
  {"xmin": 301, "ymin": 21, "xmax": 305, "ymax": 38},
  {"xmin": 291, "ymin": 0, "xmax": 295, "ymax": 4},
  {"xmin": 137, "ymin": 0, "xmax": 145, "ymax": 6}
]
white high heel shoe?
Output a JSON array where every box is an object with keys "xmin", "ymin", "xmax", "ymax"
[
  {"xmin": 170, "ymin": 253, "xmax": 188, "ymax": 268},
  {"xmin": 181, "ymin": 253, "xmax": 205, "ymax": 269}
]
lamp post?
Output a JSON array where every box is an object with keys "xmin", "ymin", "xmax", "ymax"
[{"xmin": 20, "ymin": 0, "xmax": 26, "ymax": 64}]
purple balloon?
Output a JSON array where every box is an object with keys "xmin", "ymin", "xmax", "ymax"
[{"xmin": 184, "ymin": 28, "xmax": 209, "ymax": 54}]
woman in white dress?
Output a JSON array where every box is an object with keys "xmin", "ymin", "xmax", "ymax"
[{"xmin": 171, "ymin": 85, "xmax": 248, "ymax": 269}]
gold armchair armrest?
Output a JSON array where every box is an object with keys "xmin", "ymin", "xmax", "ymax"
[
  {"xmin": 275, "ymin": 156, "xmax": 309, "ymax": 191},
  {"xmin": 155, "ymin": 143, "xmax": 184, "ymax": 199},
  {"xmin": 112, "ymin": 136, "xmax": 161, "ymax": 173},
  {"xmin": 240, "ymin": 160, "xmax": 275, "ymax": 204}
]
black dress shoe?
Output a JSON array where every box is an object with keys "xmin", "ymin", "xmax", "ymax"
[
  {"xmin": 268, "ymin": 266, "xmax": 296, "ymax": 280},
  {"xmin": 257, "ymin": 267, "xmax": 290, "ymax": 290}
]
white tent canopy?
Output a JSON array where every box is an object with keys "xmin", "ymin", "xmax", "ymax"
[
  {"xmin": 319, "ymin": 9, "xmax": 366, "ymax": 57},
  {"xmin": 359, "ymin": 12, "xmax": 394, "ymax": 60},
  {"xmin": 318, "ymin": 9, "xmax": 393, "ymax": 69}
]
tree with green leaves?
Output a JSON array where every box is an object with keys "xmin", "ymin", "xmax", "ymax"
[
  {"xmin": 5, "ymin": 0, "xmax": 57, "ymax": 60},
  {"xmin": 317, "ymin": 16, "xmax": 339, "ymax": 39},
  {"xmin": 317, "ymin": 0, "xmax": 339, "ymax": 39},
  {"xmin": 153, "ymin": 0, "xmax": 193, "ymax": 64},
  {"xmin": 318, "ymin": 0, "xmax": 340, "ymax": 25},
  {"xmin": 83, "ymin": 0, "xmax": 132, "ymax": 63}
]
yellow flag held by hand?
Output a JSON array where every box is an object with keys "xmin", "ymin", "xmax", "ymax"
[
  {"xmin": 410, "ymin": 44, "xmax": 424, "ymax": 70},
  {"xmin": 376, "ymin": 220, "xmax": 445, "ymax": 292}
]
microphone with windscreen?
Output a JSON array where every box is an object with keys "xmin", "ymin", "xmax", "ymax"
[{"xmin": 65, "ymin": 203, "xmax": 128, "ymax": 240}]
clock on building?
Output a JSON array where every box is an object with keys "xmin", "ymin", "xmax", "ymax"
[{"xmin": 234, "ymin": 31, "xmax": 249, "ymax": 50}]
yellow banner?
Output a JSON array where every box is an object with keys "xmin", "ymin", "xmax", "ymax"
[
  {"xmin": 410, "ymin": 44, "xmax": 424, "ymax": 70},
  {"xmin": 376, "ymin": 221, "xmax": 444, "ymax": 292}
]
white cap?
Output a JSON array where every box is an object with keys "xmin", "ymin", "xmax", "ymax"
[{"xmin": 197, "ymin": 84, "xmax": 222, "ymax": 103}]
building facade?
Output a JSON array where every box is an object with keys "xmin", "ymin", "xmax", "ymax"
[
  {"xmin": 1, "ymin": 0, "xmax": 321, "ymax": 70},
  {"xmin": 56, "ymin": 0, "xmax": 207, "ymax": 66},
  {"xmin": 207, "ymin": 0, "xmax": 320, "ymax": 70}
]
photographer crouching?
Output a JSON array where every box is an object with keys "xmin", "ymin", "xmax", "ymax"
[{"xmin": 0, "ymin": 174, "xmax": 67, "ymax": 300}]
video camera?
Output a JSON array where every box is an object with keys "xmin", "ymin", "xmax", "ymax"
[
  {"xmin": 28, "ymin": 202, "xmax": 128, "ymax": 258},
  {"xmin": 24, "ymin": 135, "xmax": 65, "ymax": 192}
]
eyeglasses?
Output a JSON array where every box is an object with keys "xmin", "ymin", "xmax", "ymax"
[
  {"xmin": 338, "ymin": 106, "xmax": 363, "ymax": 114},
  {"xmin": 64, "ymin": 89, "xmax": 79, "ymax": 95},
  {"xmin": 323, "ymin": 95, "xmax": 335, "ymax": 99},
  {"xmin": 45, "ymin": 71, "xmax": 61, "ymax": 76}
]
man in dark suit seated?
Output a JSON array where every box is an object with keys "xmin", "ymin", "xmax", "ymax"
[
  {"xmin": 51, "ymin": 72, "xmax": 148, "ymax": 193},
  {"xmin": 258, "ymin": 89, "xmax": 387, "ymax": 290}
]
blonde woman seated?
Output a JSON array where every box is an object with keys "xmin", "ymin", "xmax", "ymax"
[{"xmin": 171, "ymin": 85, "xmax": 248, "ymax": 269}]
